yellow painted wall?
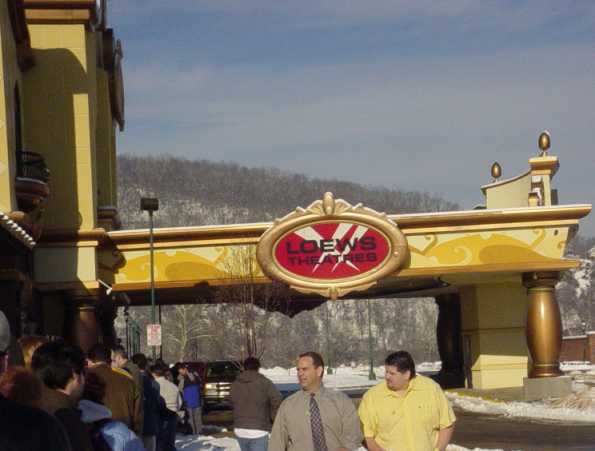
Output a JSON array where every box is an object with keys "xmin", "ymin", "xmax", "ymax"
[
  {"xmin": 484, "ymin": 172, "xmax": 532, "ymax": 209},
  {"xmin": 34, "ymin": 246, "xmax": 97, "ymax": 283},
  {"xmin": 24, "ymin": 24, "xmax": 98, "ymax": 230},
  {"xmin": 0, "ymin": 2, "xmax": 22, "ymax": 213},
  {"xmin": 95, "ymin": 67, "xmax": 114, "ymax": 208},
  {"xmin": 460, "ymin": 282, "xmax": 528, "ymax": 389}
]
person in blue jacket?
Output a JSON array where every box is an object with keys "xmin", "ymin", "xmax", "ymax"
[{"xmin": 177, "ymin": 364, "xmax": 202, "ymax": 435}]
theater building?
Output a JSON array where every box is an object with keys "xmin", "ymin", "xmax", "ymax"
[{"xmin": 0, "ymin": 1, "xmax": 591, "ymax": 395}]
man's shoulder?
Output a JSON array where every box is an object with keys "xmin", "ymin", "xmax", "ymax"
[
  {"xmin": 412, "ymin": 374, "xmax": 442, "ymax": 392},
  {"xmin": 322, "ymin": 386, "xmax": 351, "ymax": 403},
  {"xmin": 112, "ymin": 366, "xmax": 134, "ymax": 381},
  {"xmin": 362, "ymin": 381, "xmax": 388, "ymax": 399},
  {"xmin": 280, "ymin": 389, "xmax": 303, "ymax": 406},
  {"xmin": 0, "ymin": 396, "xmax": 66, "ymax": 432}
]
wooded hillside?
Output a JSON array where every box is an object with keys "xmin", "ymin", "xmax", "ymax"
[{"xmin": 116, "ymin": 154, "xmax": 594, "ymax": 367}]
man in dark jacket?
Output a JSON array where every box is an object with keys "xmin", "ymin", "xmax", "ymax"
[
  {"xmin": 132, "ymin": 353, "xmax": 161, "ymax": 451},
  {"xmin": 231, "ymin": 357, "xmax": 282, "ymax": 451},
  {"xmin": 0, "ymin": 311, "xmax": 73, "ymax": 451},
  {"xmin": 88, "ymin": 343, "xmax": 143, "ymax": 435},
  {"xmin": 31, "ymin": 339, "xmax": 93, "ymax": 451}
]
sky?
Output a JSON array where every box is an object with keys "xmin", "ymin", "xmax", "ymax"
[{"xmin": 109, "ymin": 1, "xmax": 595, "ymax": 235}]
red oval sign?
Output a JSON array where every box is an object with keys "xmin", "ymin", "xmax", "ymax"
[{"xmin": 274, "ymin": 222, "xmax": 390, "ymax": 280}]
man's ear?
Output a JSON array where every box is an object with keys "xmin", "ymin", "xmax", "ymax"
[{"xmin": 317, "ymin": 366, "xmax": 324, "ymax": 378}]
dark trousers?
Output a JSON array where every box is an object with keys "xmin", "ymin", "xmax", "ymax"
[{"xmin": 157, "ymin": 416, "xmax": 178, "ymax": 451}]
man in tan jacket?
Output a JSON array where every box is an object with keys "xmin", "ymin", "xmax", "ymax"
[{"xmin": 87, "ymin": 343, "xmax": 142, "ymax": 435}]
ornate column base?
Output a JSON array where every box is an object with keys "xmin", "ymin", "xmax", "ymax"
[{"xmin": 523, "ymin": 272, "xmax": 563, "ymax": 378}]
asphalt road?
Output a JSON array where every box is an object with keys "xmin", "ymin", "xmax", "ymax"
[
  {"xmin": 452, "ymin": 410, "xmax": 595, "ymax": 451},
  {"xmin": 203, "ymin": 405, "xmax": 595, "ymax": 451}
]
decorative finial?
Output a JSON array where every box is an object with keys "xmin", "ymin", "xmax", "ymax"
[
  {"xmin": 491, "ymin": 162, "xmax": 502, "ymax": 181},
  {"xmin": 322, "ymin": 192, "xmax": 335, "ymax": 215},
  {"xmin": 538, "ymin": 130, "xmax": 550, "ymax": 156}
]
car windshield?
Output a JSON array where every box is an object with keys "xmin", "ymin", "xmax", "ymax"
[{"xmin": 206, "ymin": 362, "xmax": 239, "ymax": 378}]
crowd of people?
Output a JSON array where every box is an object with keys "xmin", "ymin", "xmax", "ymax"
[
  {"xmin": 1, "ymin": 308, "xmax": 456, "ymax": 451},
  {"xmin": 0, "ymin": 311, "xmax": 202, "ymax": 451}
]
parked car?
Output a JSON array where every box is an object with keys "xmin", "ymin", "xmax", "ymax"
[{"xmin": 180, "ymin": 360, "xmax": 241, "ymax": 412}]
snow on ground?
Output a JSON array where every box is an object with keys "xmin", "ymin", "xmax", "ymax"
[
  {"xmin": 447, "ymin": 391, "xmax": 595, "ymax": 423},
  {"xmin": 561, "ymin": 361, "xmax": 595, "ymax": 372},
  {"xmin": 175, "ymin": 435, "xmax": 501, "ymax": 451}
]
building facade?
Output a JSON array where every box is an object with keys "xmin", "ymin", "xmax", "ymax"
[{"xmin": 0, "ymin": 0, "xmax": 123, "ymax": 351}]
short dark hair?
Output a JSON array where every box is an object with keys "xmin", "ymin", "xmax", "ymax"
[
  {"xmin": 112, "ymin": 345, "xmax": 127, "ymax": 360},
  {"xmin": 150, "ymin": 364, "xmax": 166, "ymax": 378},
  {"xmin": 131, "ymin": 353, "xmax": 148, "ymax": 370},
  {"xmin": 87, "ymin": 344, "xmax": 111, "ymax": 364},
  {"xmin": 385, "ymin": 351, "xmax": 416, "ymax": 378},
  {"xmin": 243, "ymin": 357, "xmax": 260, "ymax": 371},
  {"xmin": 299, "ymin": 352, "xmax": 325, "ymax": 371},
  {"xmin": 31, "ymin": 341, "xmax": 86, "ymax": 390}
]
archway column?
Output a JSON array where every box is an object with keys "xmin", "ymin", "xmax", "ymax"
[
  {"xmin": 66, "ymin": 292, "xmax": 101, "ymax": 352},
  {"xmin": 435, "ymin": 293, "xmax": 464, "ymax": 388},
  {"xmin": 523, "ymin": 272, "xmax": 563, "ymax": 378}
]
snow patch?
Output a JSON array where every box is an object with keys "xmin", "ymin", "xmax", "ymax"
[{"xmin": 447, "ymin": 392, "xmax": 595, "ymax": 423}]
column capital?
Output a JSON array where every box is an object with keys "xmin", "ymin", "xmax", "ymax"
[{"xmin": 523, "ymin": 271, "xmax": 559, "ymax": 289}]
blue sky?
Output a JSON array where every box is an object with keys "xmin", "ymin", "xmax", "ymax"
[{"xmin": 109, "ymin": 1, "xmax": 595, "ymax": 235}]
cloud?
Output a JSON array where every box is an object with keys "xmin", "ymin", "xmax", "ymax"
[
  {"xmin": 119, "ymin": 42, "xmax": 595, "ymax": 235},
  {"xmin": 111, "ymin": 0, "xmax": 595, "ymax": 31},
  {"xmin": 111, "ymin": 1, "xmax": 595, "ymax": 234}
]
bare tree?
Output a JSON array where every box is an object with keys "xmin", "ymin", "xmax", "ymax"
[
  {"xmin": 161, "ymin": 304, "xmax": 213, "ymax": 362},
  {"xmin": 216, "ymin": 246, "xmax": 289, "ymax": 362}
]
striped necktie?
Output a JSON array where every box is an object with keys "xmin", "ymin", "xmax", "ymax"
[{"xmin": 310, "ymin": 393, "xmax": 329, "ymax": 451}]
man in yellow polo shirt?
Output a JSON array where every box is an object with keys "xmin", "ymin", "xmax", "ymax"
[{"xmin": 358, "ymin": 351, "xmax": 455, "ymax": 451}]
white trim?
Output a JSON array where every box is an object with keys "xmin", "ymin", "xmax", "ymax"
[
  {"xmin": 0, "ymin": 211, "xmax": 35, "ymax": 249},
  {"xmin": 563, "ymin": 335, "xmax": 587, "ymax": 340},
  {"xmin": 15, "ymin": 176, "xmax": 47, "ymax": 186}
]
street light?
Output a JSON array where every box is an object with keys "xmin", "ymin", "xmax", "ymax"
[
  {"xmin": 325, "ymin": 303, "xmax": 333, "ymax": 375},
  {"xmin": 140, "ymin": 197, "xmax": 159, "ymax": 359},
  {"xmin": 367, "ymin": 299, "xmax": 376, "ymax": 380}
]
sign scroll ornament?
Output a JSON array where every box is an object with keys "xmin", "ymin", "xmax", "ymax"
[{"xmin": 256, "ymin": 192, "xmax": 408, "ymax": 300}]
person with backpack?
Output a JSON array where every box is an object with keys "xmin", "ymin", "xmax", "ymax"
[
  {"xmin": 177, "ymin": 364, "xmax": 202, "ymax": 435},
  {"xmin": 78, "ymin": 371, "xmax": 145, "ymax": 451}
]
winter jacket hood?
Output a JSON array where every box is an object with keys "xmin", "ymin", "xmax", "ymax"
[{"xmin": 78, "ymin": 399, "xmax": 112, "ymax": 423}]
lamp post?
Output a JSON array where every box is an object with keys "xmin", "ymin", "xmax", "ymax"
[
  {"xmin": 140, "ymin": 197, "xmax": 159, "ymax": 360},
  {"xmin": 325, "ymin": 303, "xmax": 333, "ymax": 375},
  {"xmin": 367, "ymin": 299, "xmax": 376, "ymax": 380}
]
